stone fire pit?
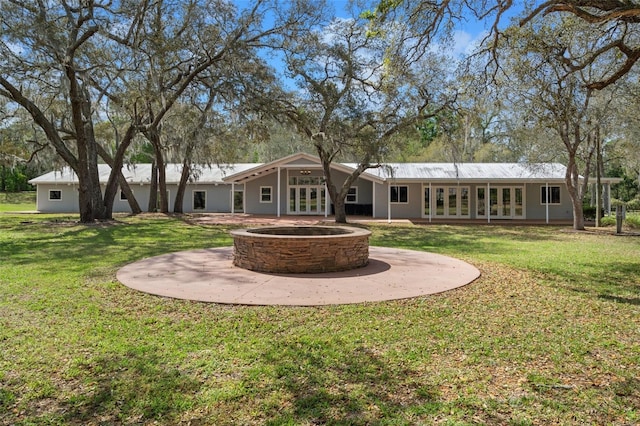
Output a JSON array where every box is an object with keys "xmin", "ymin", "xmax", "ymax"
[{"xmin": 230, "ymin": 226, "xmax": 371, "ymax": 274}]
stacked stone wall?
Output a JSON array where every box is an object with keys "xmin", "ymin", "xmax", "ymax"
[{"xmin": 231, "ymin": 227, "xmax": 370, "ymax": 273}]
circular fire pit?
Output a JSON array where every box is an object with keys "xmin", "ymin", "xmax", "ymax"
[{"xmin": 230, "ymin": 226, "xmax": 371, "ymax": 274}]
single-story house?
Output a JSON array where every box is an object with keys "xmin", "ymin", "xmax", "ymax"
[{"xmin": 28, "ymin": 152, "xmax": 619, "ymax": 222}]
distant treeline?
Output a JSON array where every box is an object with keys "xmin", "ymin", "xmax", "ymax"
[{"xmin": 0, "ymin": 164, "xmax": 37, "ymax": 192}]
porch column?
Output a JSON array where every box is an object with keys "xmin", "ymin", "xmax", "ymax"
[
  {"xmin": 372, "ymin": 181, "xmax": 376, "ymax": 218},
  {"xmin": 387, "ymin": 183, "xmax": 392, "ymax": 223},
  {"xmin": 324, "ymin": 180, "xmax": 329, "ymax": 218},
  {"xmin": 545, "ymin": 182, "xmax": 549, "ymax": 224},
  {"xmin": 277, "ymin": 167, "xmax": 281, "ymax": 217},
  {"xmin": 429, "ymin": 182, "xmax": 432, "ymax": 223},
  {"xmin": 487, "ymin": 182, "xmax": 490, "ymax": 224},
  {"xmin": 231, "ymin": 181, "xmax": 235, "ymax": 215}
]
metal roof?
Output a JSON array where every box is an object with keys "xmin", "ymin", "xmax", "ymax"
[
  {"xmin": 348, "ymin": 162, "xmax": 570, "ymax": 182},
  {"xmin": 28, "ymin": 163, "xmax": 260, "ymax": 185},
  {"xmin": 29, "ymin": 160, "xmax": 578, "ymax": 185}
]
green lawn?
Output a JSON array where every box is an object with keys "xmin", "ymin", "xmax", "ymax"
[
  {"xmin": 0, "ymin": 214, "xmax": 639, "ymax": 425},
  {"xmin": 0, "ymin": 192, "xmax": 36, "ymax": 212}
]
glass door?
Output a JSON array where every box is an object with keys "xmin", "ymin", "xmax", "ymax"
[
  {"xmin": 432, "ymin": 186, "xmax": 470, "ymax": 218},
  {"xmin": 483, "ymin": 187, "xmax": 524, "ymax": 219},
  {"xmin": 288, "ymin": 185, "xmax": 325, "ymax": 214}
]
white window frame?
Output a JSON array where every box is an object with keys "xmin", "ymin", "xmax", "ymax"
[
  {"xmin": 49, "ymin": 190, "xmax": 62, "ymax": 201},
  {"xmin": 390, "ymin": 185, "xmax": 409, "ymax": 204},
  {"xmin": 346, "ymin": 186, "xmax": 358, "ymax": 203},
  {"xmin": 260, "ymin": 186, "xmax": 272, "ymax": 203},
  {"xmin": 541, "ymin": 186, "xmax": 561, "ymax": 205},
  {"xmin": 193, "ymin": 190, "xmax": 206, "ymax": 210}
]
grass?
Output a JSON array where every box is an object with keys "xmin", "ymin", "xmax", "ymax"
[
  {"xmin": 0, "ymin": 192, "xmax": 36, "ymax": 212},
  {"xmin": 0, "ymin": 214, "xmax": 639, "ymax": 425}
]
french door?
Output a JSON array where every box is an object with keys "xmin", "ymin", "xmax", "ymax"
[
  {"xmin": 289, "ymin": 186, "xmax": 325, "ymax": 214},
  {"xmin": 477, "ymin": 186, "xmax": 524, "ymax": 219},
  {"xmin": 424, "ymin": 185, "xmax": 470, "ymax": 218}
]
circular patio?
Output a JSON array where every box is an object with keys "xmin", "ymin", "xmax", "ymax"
[{"xmin": 116, "ymin": 246, "xmax": 480, "ymax": 306}]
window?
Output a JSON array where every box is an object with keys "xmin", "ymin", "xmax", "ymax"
[
  {"xmin": 346, "ymin": 187, "xmax": 357, "ymax": 203},
  {"xmin": 476, "ymin": 187, "xmax": 486, "ymax": 216},
  {"xmin": 120, "ymin": 190, "xmax": 127, "ymax": 201},
  {"xmin": 423, "ymin": 187, "xmax": 430, "ymax": 216},
  {"xmin": 541, "ymin": 186, "xmax": 561, "ymax": 204},
  {"xmin": 390, "ymin": 185, "xmax": 408, "ymax": 203},
  {"xmin": 260, "ymin": 186, "xmax": 272, "ymax": 203},
  {"xmin": 49, "ymin": 190, "xmax": 62, "ymax": 201},
  {"xmin": 193, "ymin": 190, "xmax": 206, "ymax": 210}
]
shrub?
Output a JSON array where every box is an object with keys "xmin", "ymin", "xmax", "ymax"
[{"xmin": 582, "ymin": 205, "xmax": 604, "ymax": 220}]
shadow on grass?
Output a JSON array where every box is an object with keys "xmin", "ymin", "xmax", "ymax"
[
  {"xmin": 60, "ymin": 350, "xmax": 201, "ymax": 424},
  {"xmin": 252, "ymin": 341, "xmax": 443, "ymax": 425},
  {"xmin": 369, "ymin": 224, "xmax": 560, "ymax": 257},
  {"xmin": 554, "ymin": 260, "xmax": 640, "ymax": 306},
  {"xmin": 0, "ymin": 216, "xmax": 233, "ymax": 272}
]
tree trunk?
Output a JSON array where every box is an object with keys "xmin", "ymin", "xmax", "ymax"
[
  {"xmin": 173, "ymin": 160, "xmax": 190, "ymax": 214},
  {"xmin": 566, "ymin": 158, "xmax": 585, "ymax": 230},
  {"xmin": 147, "ymin": 130, "xmax": 169, "ymax": 213},
  {"xmin": 66, "ymin": 66, "xmax": 106, "ymax": 223},
  {"xmin": 99, "ymin": 127, "xmax": 142, "ymax": 216},
  {"xmin": 333, "ymin": 196, "xmax": 347, "ymax": 223},
  {"xmin": 148, "ymin": 162, "xmax": 158, "ymax": 212},
  {"xmin": 157, "ymin": 152, "xmax": 169, "ymax": 214}
]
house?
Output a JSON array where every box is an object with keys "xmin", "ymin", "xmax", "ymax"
[{"xmin": 28, "ymin": 152, "xmax": 619, "ymax": 222}]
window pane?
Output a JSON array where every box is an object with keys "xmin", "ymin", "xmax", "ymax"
[
  {"xmin": 477, "ymin": 187, "xmax": 485, "ymax": 216},
  {"xmin": 424, "ymin": 187, "xmax": 430, "ymax": 216},
  {"xmin": 260, "ymin": 187, "xmax": 271, "ymax": 202},
  {"xmin": 299, "ymin": 188, "xmax": 307, "ymax": 211},
  {"xmin": 290, "ymin": 188, "xmax": 296, "ymax": 211},
  {"xmin": 346, "ymin": 187, "xmax": 357, "ymax": 203},
  {"xmin": 193, "ymin": 191, "xmax": 206, "ymax": 210},
  {"xmin": 310, "ymin": 188, "xmax": 317, "ymax": 211},
  {"xmin": 49, "ymin": 190, "xmax": 61, "ymax": 200},
  {"xmin": 461, "ymin": 187, "xmax": 469, "ymax": 216},
  {"xmin": 490, "ymin": 188, "xmax": 498, "ymax": 216},
  {"xmin": 435, "ymin": 188, "xmax": 444, "ymax": 215},
  {"xmin": 541, "ymin": 186, "xmax": 561, "ymax": 204},
  {"xmin": 233, "ymin": 191, "xmax": 243, "ymax": 213},
  {"xmin": 515, "ymin": 188, "xmax": 523, "ymax": 216},
  {"xmin": 502, "ymin": 188, "xmax": 511, "ymax": 216},
  {"xmin": 390, "ymin": 186, "xmax": 398, "ymax": 203},
  {"xmin": 399, "ymin": 186, "xmax": 408, "ymax": 203},
  {"xmin": 448, "ymin": 187, "xmax": 457, "ymax": 215}
]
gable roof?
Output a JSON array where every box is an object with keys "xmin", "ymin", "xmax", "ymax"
[{"xmin": 221, "ymin": 152, "xmax": 385, "ymax": 183}]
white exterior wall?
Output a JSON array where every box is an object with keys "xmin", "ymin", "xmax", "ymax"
[{"xmin": 36, "ymin": 184, "xmax": 80, "ymax": 213}]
